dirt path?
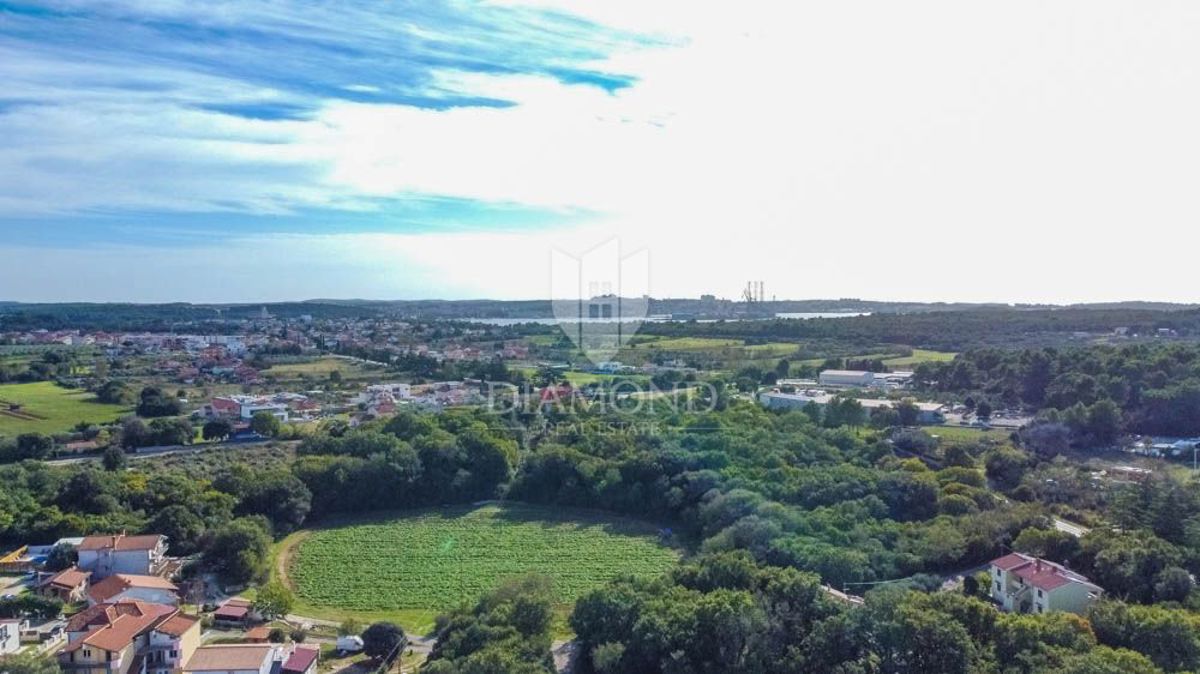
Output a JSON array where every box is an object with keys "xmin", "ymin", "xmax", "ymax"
[{"xmin": 274, "ymin": 529, "xmax": 311, "ymax": 596}]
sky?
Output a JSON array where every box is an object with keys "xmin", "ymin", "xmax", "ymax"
[{"xmin": 2, "ymin": 0, "xmax": 1200, "ymax": 304}]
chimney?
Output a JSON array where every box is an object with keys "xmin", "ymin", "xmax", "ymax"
[{"xmin": 1035, "ymin": 559, "xmax": 1042, "ymax": 572}]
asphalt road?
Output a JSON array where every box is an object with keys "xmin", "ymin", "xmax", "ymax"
[{"xmin": 47, "ymin": 439, "xmax": 296, "ymax": 465}]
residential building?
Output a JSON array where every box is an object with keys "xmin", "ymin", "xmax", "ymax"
[
  {"xmin": 58, "ymin": 601, "xmax": 197, "ymax": 674},
  {"xmin": 144, "ymin": 614, "xmax": 202, "ymax": 674},
  {"xmin": 40, "ymin": 566, "xmax": 92, "ymax": 603},
  {"xmin": 0, "ymin": 619, "xmax": 24, "ymax": 655},
  {"xmin": 88, "ymin": 575, "xmax": 179, "ymax": 607},
  {"xmin": 988, "ymin": 553, "xmax": 1103, "ymax": 615},
  {"xmin": 76, "ymin": 535, "xmax": 168, "ymax": 580},
  {"xmin": 182, "ymin": 645, "xmax": 280, "ymax": 674},
  {"xmin": 281, "ymin": 646, "xmax": 319, "ymax": 674}
]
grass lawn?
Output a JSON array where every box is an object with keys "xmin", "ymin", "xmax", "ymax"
[
  {"xmin": 882, "ymin": 349, "xmax": 958, "ymax": 367},
  {"xmin": 276, "ymin": 503, "xmax": 680, "ymax": 634},
  {"xmin": 0, "ymin": 381, "xmax": 130, "ymax": 437},
  {"xmin": 630, "ymin": 336, "xmax": 744, "ymax": 350},
  {"xmin": 262, "ymin": 357, "xmax": 383, "ymax": 381},
  {"xmin": 560, "ymin": 371, "xmax": 649, "ymax": 386}
]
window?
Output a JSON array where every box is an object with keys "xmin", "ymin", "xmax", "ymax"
[
  {"xmin": 994, "ymin": 581, "xmax": 1001, "ymax": 592},
  {"xmin": 1037, "ymin": 589, "xmax": 1043, "ymax": 598},
  {"xmin": 995, "ymin": 568, "xmax": 1001, "ymax": 576}
]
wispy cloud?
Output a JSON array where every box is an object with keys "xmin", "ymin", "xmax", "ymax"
[
  {"xmin": 3, "ymin": 1, "xmax": 1200, "ymax": 303},
  {"xmin": 0, "ymin": 0, "xmax": 658, "ymax": 222}
]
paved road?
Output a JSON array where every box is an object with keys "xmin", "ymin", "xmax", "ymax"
[
  {"xmin": 1052, "ymin": 518, "xmax": 1090, "ymax": 538},
  {"xmin": 47, "ymin": 439, "xmax": 296, "ymax": 465}
]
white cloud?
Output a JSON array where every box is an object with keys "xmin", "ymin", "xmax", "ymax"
[{"xmin": 4, "ymin": 0, "xmax": 1200, "ymax": 302}]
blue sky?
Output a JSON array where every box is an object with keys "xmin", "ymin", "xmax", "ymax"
[
  {"xmin": 3, "ymin": 1, "xmax": 1200, "ymax": 303},
  {"xmin": 0, "ymin": 0, "xmax": 635, "ymax": 241}
]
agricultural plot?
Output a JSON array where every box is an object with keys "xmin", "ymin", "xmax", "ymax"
[
  {"xmin": 0, "ymin": 381, "xmax": 130, "ymax": 437},
  {"xmin": 262, "ymin": 357, "xmax": 383, "ymax": 381},
  {"xmin": 286, "ymin": 504, "xmax": 680, "ymax": 619},
  {"xmin": 882, "ymin": 349, "xmax": 957, "ymax": 367}
]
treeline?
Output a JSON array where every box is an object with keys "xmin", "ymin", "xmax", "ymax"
[
  {"xmin": 294, "ymin": 412, "xmax": 518, "ymax": 514},
  {"xmin": 916, "ymin": 342, "xmax": 1200, "ymax": 437},
  {"xmin": 0, "ymin": 350, "xmax": 84, "ymax": 383},
  {"xmin": 640, "ymin": 308, "xmax": 1200, "ymax": 350},
  {"xmin": 425, "ymin": 576, "xmax": 558, "ymax": 673},
  {"xmin": 570, "ymin": 550, "xmax": 1197, "ymax": 673},
  {"xmin": 0, "ymin": 301, "xmax": 375, "ymax": 331},
  {"xmin": 0, "ymin": 447, "xmax": 309, "ymax": 585}
]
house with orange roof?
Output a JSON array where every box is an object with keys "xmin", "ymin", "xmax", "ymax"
[
  {"xmin": 988, "ymin": 552, "xmax": 1103, "ymax": 615},
  {"xmin": 77, "ymin": 534, "xmax": 168, "ymax": 580},
  {"xmin": 88, "ymin": 575, "xmax": 179, "ymax": 607},
  {"xmin": 58, "ymin": 600, "xmax": 200, "ymax": 674},
  {"xmin": 40, "ymin": 566, "xmax": 92, "ymax": 603}
]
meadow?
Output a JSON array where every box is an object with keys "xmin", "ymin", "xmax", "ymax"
[
  {"xmin": 0, "ymin": 381, "xmax": 130, "ymax": 437},
  {"xmin": 261, "ymin": 356, "xmax": 383, "ymax": 381},
  {"xmin": 282, "ymin": 503, "xmax": 680, "ymax": 629},
  {"xmin": 881, "ymin": 349, "xmax": 958, "ymax": 367}
]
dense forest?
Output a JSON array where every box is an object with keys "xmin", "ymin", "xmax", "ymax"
[
  {"xmin": 641, "ymin": 308, "xmax": 1200, "ymax": 350},
  {"xmin": 915, "ymin": 342, "xmax": 1200, "ymax": 438},
  {"xmin": 3, "ymin": 402, "xmax": 1200, "ymax": 672}
]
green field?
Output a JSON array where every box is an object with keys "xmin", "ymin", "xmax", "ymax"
[
  {"xmin": 631, "ymin": 336, "xmax": 745, "ymax": 350},
  {"xmin": 281, "ymin": 503, "xmax": 680, "ymax": 630},
  {"xmin": 882, "ymin": 349, "xmax": 957, "ymax": 367},
  {"xmin": 262, "ymin": 357, "xmax": 383, "ymax": 380},
  {"xmin": 0, "ymin": 381, "xmax": 130, "ymax": 437}
]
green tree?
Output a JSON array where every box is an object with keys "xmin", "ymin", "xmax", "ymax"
[
  {"xmin": 101, "ymin": 445, "xmax": 127, "ymax": 471},
  {"xmin": 253, "ymin": 581, "xmax": 295, "ymax": 620},
  {"xmin": 136, "ymin": 386, "xmax": 182, "ymax": 417},
  {"xmin": 251, "ymin": 411, "xmax": 282, "ymax": 438},
  {"xmin": 15, "ymin": 433, "xmax": 53, "ymax": 460},
  {"xmin": 975, "ymin": 400, "xmax": 993, "ymax": 422},
  {"xmin": 203, "ymin": 418, "xmax": 234, "ymax": 441},
  {"xmin": 204, "ymin": 517, "xmax": 271, "ymax": 585},
  {"xmin": 362, "ymin": 622, "xmax": 406, "ymax": 663},
  {"xmin": 0, "ymin": 652, "xmax": 61, "ymax": 674}
]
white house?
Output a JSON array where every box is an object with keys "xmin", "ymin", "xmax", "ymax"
[
  {"xmin": 0, "ymin": 618, "xmax": 25, "ymax": 655},
  {"xmin": 988, "ymin": 553, "xmax": 1103, "ymax": 615},
  {"xmin": 183, "ymin": 644, "xmax": 281, "ymax": 674},
  {"xmin": 76, "ymin": 534, "xmax": 168, "ymax": 580}
]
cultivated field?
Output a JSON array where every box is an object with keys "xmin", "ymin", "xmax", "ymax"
[
  {"xmin": 281, "ymin": 503, "xmax": 680, "ymax": 629},
  {"xmin": 261, "ymin": 356, "xmax": 384, "ymax": 381},
  {"xmin": 882, "ymin": 349, "xmax": 957, "ymax": 367},
  {"xmin": 0, "ymin": 381, "xmax": 130, "ymax": 437}
]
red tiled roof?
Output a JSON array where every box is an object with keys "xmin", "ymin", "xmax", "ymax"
[
  {"xmin": 77, "ymin": 534, "xmax": 164, "ymax": 552},
  {"xmin": 990, "ymin": 552, "xmax": 1099, "ymax": 592},
  {"xmin": 990, "ymin": 552, "xmax": 1032, "ymax": 571},
  {"xmin": 88, "ymin": 574, "xmax": 178, "ymax": 603},
  {"xmin": 282, "ymin": 647, "xmax": 319, "ymax": 674},
  {"xmin": 184, "ymin": 645, "xmax": 275, "ymax": 672},
  {"xmin": 45, "ymin": 567, "xmax": 90, "ymax": 590},
  {"xmin": 213, "ymin": 602, "xmax": 249, "ymax": 620},
  {"xmin": 155, "ymin": 614, "xmax": 200, "ymax": 637},
  {"xmin": 63, "ymin": 601, "xmax": 176, "ymax": 653}
]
